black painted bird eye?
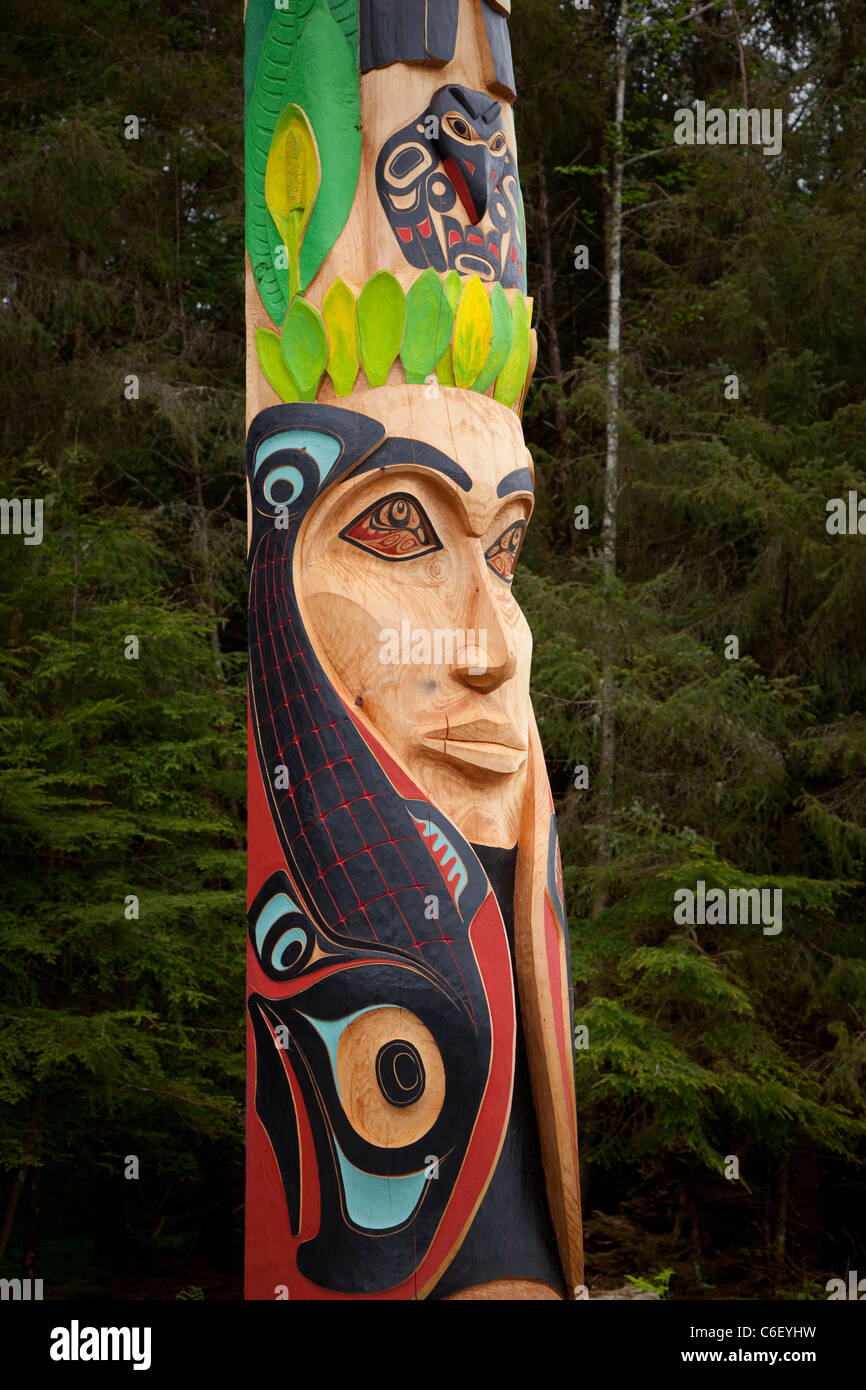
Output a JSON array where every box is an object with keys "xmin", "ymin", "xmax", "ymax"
[
  {"xmin": 445, "ymin": 113, "xmax": 474, "ymax": 142},
  {"xmin": 488, "ymin": 132, "xmax": 506, "ymax": 155}
]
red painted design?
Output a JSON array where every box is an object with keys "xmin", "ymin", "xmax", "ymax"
[
  {"xmin": 442, "ymin": 157, "xmax": 479, "ymax": 225},
  {"xmin": 245, "ymin": 694, "xmax": 518, "ymax": 1299},
  {"xmin": 396, "ymin": 226, "xmax": 412, "ymax": 243},
  {"xmin": 417, "ymin": 217, "xmax": 431, "ymax": 238},
  {"xmin": 466, "ymin": 232, "xmax": 483, "ymax": 245},
  {"xmin": 448, "ymin": 228, "xmax": 461, "ymax": 247}
]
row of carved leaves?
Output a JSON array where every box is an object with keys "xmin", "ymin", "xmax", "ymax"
[{"xmin": 256, "ymin": 267, "xmax": 533, "ymax": 408}]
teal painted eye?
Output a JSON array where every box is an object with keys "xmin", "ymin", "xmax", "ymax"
[
  {"xmin": 272, "ymin": 925, "xmax": 307, "ymax": 971},
  {"xmin": 264, "ymin": 464, "xmax": 304, "ymax": 506},
  {"xmin": 253, "ymin": 891, "xmax": 307, "ymax": 973}
]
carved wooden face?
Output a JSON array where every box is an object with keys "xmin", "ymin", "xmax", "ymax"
[{"xmin": 296, "ymin": 391, "xmax": 534, "ymax": 849}]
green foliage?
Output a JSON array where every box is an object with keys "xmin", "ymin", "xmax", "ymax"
[
  {"xmin": 0, "ymin": 0, "xmax": 246, "ymax": 1285},
  {"xmin": 356, "ymin": 270, "xmax": 406, "ymax": 388},
  {"xmin": 514, "ymin": 0, "xmax": 866, "ymax": 1289},
  {"xmin": 260, "ymin": 269, "xmax": 532, "ymax": 404},
  {"xmin": 626, "ymin": 1267, "xmax": 673, "ymax": 1298}
]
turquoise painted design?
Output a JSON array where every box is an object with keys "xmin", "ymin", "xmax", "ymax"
[
  {"xmin": 253, "ymin": 891, "xmax": 307, "ymax": 972},
  {"xmin": 254, "ymin": 891, "xmax": 301, "ymax": 956},
  {"xmin": 409, "ymin": 813, "xmax": 468, "ymax": 908},
  {"xmin": 254, "ymin": 429, "xmax": 342, "ymax": 479},
  {"xmin": 271, "ymin": 925, "xmax": 308, "ymax": 971},
  {"xmin": 299, "ymin": 1004, "xmax": 382, "ymax": 1101},
  {"xmin": 334, "ymin": 1141, "xmax": 428, "ymax": 1231},
  {"xmin": 264, "ymin": 465, "xmax": 304, "ymax": 507},
  {"xmin": 299, "ymin": 1004, "xmax": 428, "ymax": 1228}
]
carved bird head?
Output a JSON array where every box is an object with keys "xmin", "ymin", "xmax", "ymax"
[{"xmin": 428, "ymin": 85, "xmax": 509, "ymax": 225}]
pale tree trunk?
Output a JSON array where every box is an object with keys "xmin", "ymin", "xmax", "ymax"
[
  {"xmin": 593, "ymin": 0, "xmax": 628, "ymax": 919},
  {"xmin": 536, "ymin": 151, "xmax": 568, "ymax": 469}
]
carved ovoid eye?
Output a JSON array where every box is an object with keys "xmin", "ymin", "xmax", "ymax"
[
  {"xmin": 485, "ymin": 519, "xmax": 526, "ymax": 582},
  {"xmin": 340, "ymin": 492, "xmax": 441, "ymax": 561},
  {"xmin": 336, "ymin": 1006, "xmax": 445, "ymax": 1147},
  {"xmin": 445, "ymin": 112, "xmax": 473, "ymax": 141},
  {"xmin": 488, "ymin": 132, "xmax": 507, "ymax": 155}
]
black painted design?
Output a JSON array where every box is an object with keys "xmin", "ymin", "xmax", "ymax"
[
  {"xmin": 351, "ymin": 434, "xmax": 473, "ymax": 492},
  {"xmin": 376, "ymin": 85, "xmax": 525, "ymax": 289},
  {"xmin": 481, "ymin": 0, "xmax": 516, "ymax": 100},
  {"xmin": 428, "ymin": 845, "xmax": 566, "ymax": 1299},
  {"xmin": 377, "ymin": 1040, "xmax": 426, "ymax": 1106},
  {"xmin": 496, "ymin": 465, "xmax": 533, "ymax": 499},
  {"xmin": 360, "ymin": 0, "xmax": 458, "ymax": 73}
]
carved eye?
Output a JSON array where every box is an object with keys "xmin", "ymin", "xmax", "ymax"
[
  {"xmin": 485, "ymin": 519, "xmax": 526, "ymax": 582},
  {"xmin": 340, "ymin": 492, "xmax": 441, "ymax": 561},
  {"xmin": 445, "ymin": 113, "xmax": 474, "ymax": 141},
  {"xmin": 337, "ymin": 1006, "xmax": 445, "ymax": 1148},
  {"xmin": 488, "ymin": 131, "xmax": 506, "ymax": 155}
]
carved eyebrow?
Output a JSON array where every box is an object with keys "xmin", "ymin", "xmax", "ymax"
[
  {"xmin": 350, "ymin": 436, "xmax": 472, "ymax": 492},
  {"xmin": 497, "ymin": 467, "xmax": 534, "ymax": 498}
]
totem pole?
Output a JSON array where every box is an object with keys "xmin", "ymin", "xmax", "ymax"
[{"xmin": 244, "ymin": 0, "xmax": 582, "ymax": 1300}]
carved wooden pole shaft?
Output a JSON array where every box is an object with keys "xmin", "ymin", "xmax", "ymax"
[{"xmin": 244, "ymin": 0, "xmax": 582, "ymax": 1300}]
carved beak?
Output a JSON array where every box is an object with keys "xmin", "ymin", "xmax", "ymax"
[{"xmin": 443, "ymin": 148, "xmax": 492, "ymax": 226}]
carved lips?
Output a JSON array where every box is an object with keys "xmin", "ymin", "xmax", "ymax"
[{"xmin": 422, "ymin": 716, "xmax": 527, "ymax": 775}]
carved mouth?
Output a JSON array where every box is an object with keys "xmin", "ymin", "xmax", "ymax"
[{"xmin": 421, "ymin": 718, "xmax": 527, "ymax": 775}]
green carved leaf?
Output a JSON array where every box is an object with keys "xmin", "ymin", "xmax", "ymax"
[
  {"xmin": 494, "ymin": 293, "xmax": 532, "ymax": 409},
  {"xmin": 357, "ymin": 271, "xmax": 406, "ymax": 387},
  {"xmin": 322, "ymin": 277, "xmax": 358, "ymax": 397},
  {"xmin": 435, "ymin": 270, "xmax": 463, "ymax": 386},
  {"xmin": 265, "ymin": 104, "xmax": 320, "ymax": 305},
  {"xmin": 452, "ymin": 276, "xmax": 493, "ymax": 389},
  {"xmin": 401, "ymin": 269, "xmax": 453, "ymax": 385},
  {"xmin": 256, "ymin": 327, "xmax": 300, "ymax": 404},
  {"xmin": 245, "ymin": 0, "xmax": 360, "ymax": 325},
  {"xmin": 473, "ymin": 281, "xmax": 513, "ymax": 395},
  {"xmin": 280, "ymin": 297, "xmax": 328, "ymax": 401}
]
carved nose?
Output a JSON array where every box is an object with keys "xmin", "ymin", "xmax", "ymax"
[
  {"xmin": 451, "ymin": 547, "xmax": 516, "ymax": 691},
  {"xmin": 451, "ymin": 642, "xmax": 516, "ymax": 693}
]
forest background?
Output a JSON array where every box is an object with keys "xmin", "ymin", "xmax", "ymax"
[{"xmin": 0, "ymin": 0, "xmax": 864, "ymax": 1300}]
